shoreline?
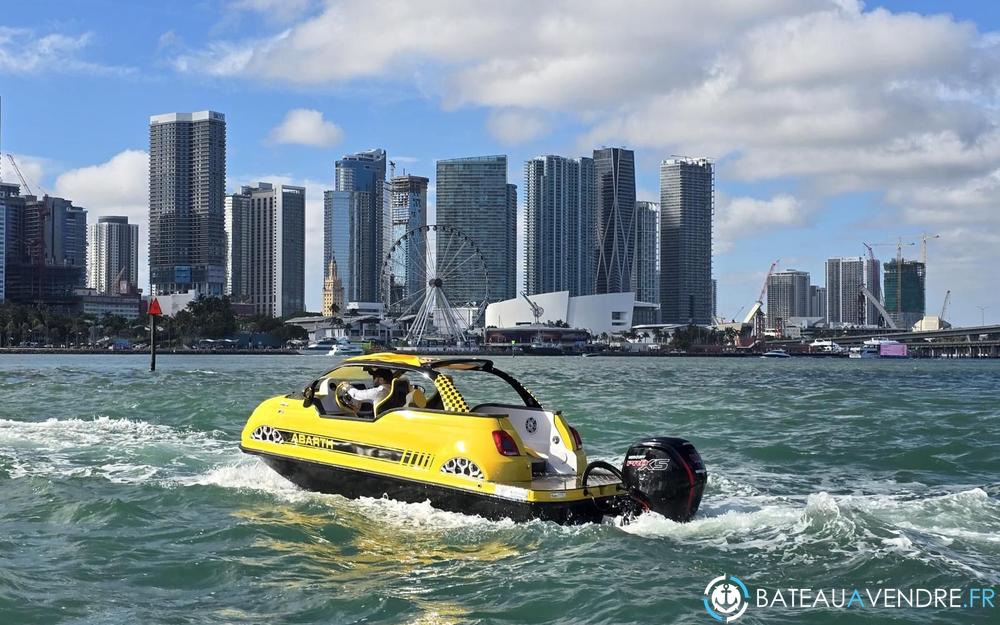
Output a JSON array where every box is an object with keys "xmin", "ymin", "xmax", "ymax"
[{"xmin": 0, "ymin": 348, "xmax": 300, "ymax": 355}]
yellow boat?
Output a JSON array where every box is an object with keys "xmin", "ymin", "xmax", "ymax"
[{"xmin": 240, "ymin": 353, "xmax": 706, "ymax": 524}]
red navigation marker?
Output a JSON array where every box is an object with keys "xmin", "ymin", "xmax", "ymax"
[{"xmin": 148, "ymin": 298, "xmax": 163, "ymax": 316}]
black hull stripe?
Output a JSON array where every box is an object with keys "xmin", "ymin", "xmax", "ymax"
[
  {"xmin": 268, "ymin": 428, "xmax": 405, "ymax": 463},
  {"xmin": 241, "ymin": 447, "xmax": 612, "ymax": 525}
]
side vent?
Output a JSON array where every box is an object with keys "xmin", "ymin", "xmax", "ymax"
[
  {"xmin": 251, "ymin": 426, "xmax": 284, "ymax": 443},
  {"xmin": 440, "ymin": 457, "xmax": 484, "ymax": 480}
]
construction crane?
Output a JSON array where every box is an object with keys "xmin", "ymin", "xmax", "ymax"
[
  {"xmin": 920, "ymin": 232, "xmax": 940, "ymax": 266},
  {"xmin": 520, "ymin": 291, "xmax": 544, "ymax": 325},
  {"xmin": 940, "ymin": 289, "xmax": 951, "ymax": 321},
  {"xmin": 743, "ymin": 258, "xmax": 779, "ymax": 337},
  {"xmin": 5, "ymin": 153, "xmax": 35, "ymax": 196}
]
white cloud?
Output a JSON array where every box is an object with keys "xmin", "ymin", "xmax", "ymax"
[
  {"xmin": 0, "ymin": 27, "xmax": 132, "ymax": 75},
  {"xmin": 715, "ymin": 193, "xmax": 806, "ymax": 253},
  {"xmin": 267, "ymin": 108, "xmax": 344, "ymax": 147},
  {"xmin": 167, "ymin": 1, "xmax": 1000, "ymax": 323},
  {"xmin": 229, "ymin": 0, "xmax": 315, "ymax": 22},
  {"xmin": 486, "ymin": 110, "xmax": 549, "ymax": 145},
  {"xmin": 54, "ymin": 150, "xmax": 150, "ymax": 290}
]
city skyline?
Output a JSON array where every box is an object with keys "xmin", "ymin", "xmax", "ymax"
[{"xmin": 1, "ymin": 1, "xmax": 998, "ymax": 325}]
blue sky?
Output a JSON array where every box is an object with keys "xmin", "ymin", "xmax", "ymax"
[{"xmin": 2, "ymin": 0, "xmax": 998, "ymax": 325}]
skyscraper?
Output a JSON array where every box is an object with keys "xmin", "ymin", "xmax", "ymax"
[
  {"xmin": 87, "ymin": 216, "xmax": 138, "ymax": 294},
  {"xmin": 522, "ymin": 155, "xmax": 596, "ymax": 296},
  {"xmin": 660, "ymin": 157, "xmax": 714, "ymax": 325},
  {"xmin": 632, "ymin": 200, "xmax": 660, "ymax": 323},
  {"xmin": 2, "ymin": 189, "xmax": 87, "ymax": 303},
  {"xmin": 148, "ymin": 111, "xmax": 226, "ymax": 296},
  {"xmin": 224, "ymin": 192, "xmax": 249, "ymax": 297},
  {"xmin": 226, "ymin": 183, "xmax": 305, "ymax": 317},
  {"xmin": 435, "ymin": 155, "xmax": 516, "ymax": 303},
  {"xmin": 336, "ymin": 148, "xmax": 386, "ymax": 303},
  {"xmin": 0, "ymin": 182, "xmax": 22, "ymax": 303},
  {"xmin": 0, "ymin": 183, "xmax": 14, "ymax": 303},
  {"xmin": 809, "ymin": 285, "xmax": 827, "ymax": 321},
  {"xmin": 884, "ymin": 259, "xmax": 926, "ymax": 329},
  {"xmin": 767, "ymin": 269, "xmax": 810, "ymax": 328},
  {"xmin": 594, "ymin": 147, "xmax": 636, "ymax": 294},
  {"xmin": 323, "ymin": 190, "xmax": 350, "ymax": 308},
  {"xmin": 826, "ymin": 256, "xmax": 880, "ymax": 326},
  {"xmin": 389, "ymin": 174, "xmax": 429, "ymax": 301}
]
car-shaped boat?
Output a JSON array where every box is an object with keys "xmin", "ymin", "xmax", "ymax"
[{"xmin": 241, "ymin": 353, "xmax": 706, "ymax": 524}]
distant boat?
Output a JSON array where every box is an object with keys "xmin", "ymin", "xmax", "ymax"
[
  {"xmin": 327, "ymin": 340, "xmax": 364, "ymax": 356},
  {"xmin": 300, "ymin": 338, "xmax": 340, "ymax": 354},
  {"xmin": 848, "ymin": 345, "xmax": 878, "ymax": 359},
  {"xmin": 863, "ymin": 338, "xmax": 907, "ymax": 359},
  {"xmin": 761, "ymin": 349, "xmax": 791, "ymax": 359},
  {"xmin": 809, "ymin": 339, "xmax": 844, "ymax": 354}
]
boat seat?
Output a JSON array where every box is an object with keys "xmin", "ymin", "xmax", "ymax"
[
  {"xmin": 406, "ymin": 385, "xmax": 427, "ymax": 408},
  {"xmin": 374, "ymin": 378, "xmax": 410, "ymax": 418},
  {"xmin": 314, "ymin": 378, "xmax": 336, "ymax": 414}
]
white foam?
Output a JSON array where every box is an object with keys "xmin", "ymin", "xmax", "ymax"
[
  {"xmin": 0, "ymin": 416, "xmax": 229, "ymax": 483},
  {"xmin": 184, "ymin": 457, "xmax": 524, "ymax": 532},
  {"xmin": 616, "ymin": 479, "xmax": 999, "ymax": 566}
]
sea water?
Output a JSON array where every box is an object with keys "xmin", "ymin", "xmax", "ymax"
[{"xmin": 0, "ymin": 354, "xmax": 997, "ymax": 624}]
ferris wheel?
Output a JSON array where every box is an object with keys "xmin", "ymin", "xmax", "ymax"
[{"xmin": 380, "ymin": 224, "xmax": 490, "ymax": 346}]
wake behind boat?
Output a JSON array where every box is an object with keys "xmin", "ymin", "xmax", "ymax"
[{"xmin": 241, "ymin": 353, "xmax": 707, "ymax": 525}]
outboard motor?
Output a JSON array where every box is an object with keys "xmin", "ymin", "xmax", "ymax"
[{"xmin": 621, "ymin": 437, "xmax": 706, "ymax": 522}]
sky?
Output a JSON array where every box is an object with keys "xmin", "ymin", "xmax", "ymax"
[{"xmin": 1, "ymin": 0, "xmax": 998, "ymax": 326}]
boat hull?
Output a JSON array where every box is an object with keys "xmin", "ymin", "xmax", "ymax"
[{"xmin": 243, "ymin": 447, "xmax": 611, "ymax": 525}]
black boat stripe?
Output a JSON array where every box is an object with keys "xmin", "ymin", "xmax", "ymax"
[{"xmin": 275, "ymin": 428, "xmax": 406, "ymax": 464}]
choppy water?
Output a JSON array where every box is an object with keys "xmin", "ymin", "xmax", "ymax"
[{"xmin": 1, "ymin": 354, "xmax": 998, "ymax": 624}]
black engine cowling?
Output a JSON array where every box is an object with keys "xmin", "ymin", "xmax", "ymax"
[{"xmin": 621, "ymin": 437, "xmax": 706, "ymax": 522}]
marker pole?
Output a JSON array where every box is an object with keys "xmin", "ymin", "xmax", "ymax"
[{"xmin": 150, "ymin": 315, "xmax": 156, "ymax": 372}]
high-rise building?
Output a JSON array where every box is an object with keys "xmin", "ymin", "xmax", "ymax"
[
  {"xmin": 660, "ymin": 157, "xmax": 714, "ymax": 325},
  {"xmin": 435, "ymin": 155, "xmax": 516, "ymax": 303},
  {"xmin": 864, "ymin": 256, "xmax": 882, "ymax": 326},
  {"xmin": 712, "ymin": 279, "xmax": 717, "ymax": 320},
  {"xmin": 227, "ymin": 183, "xmax": 305, "ymax": 317},
  {"xmin": 0, "ymin": 182, "xmax": 22, "ymax": 303},
  {"xmin": 2, "ymin": 189, "xmax": 87, "ymax": 304},
  {"xmin": 87, "ymin": 216, "xmax": 138, "ymax": 294},
  {"xmin": 594, "ymin": 147, "xmax": 636, "ymax": 294},
  {"xmin": 322, "ymin": 259, "xmax": 345, "ymax": 316},
  {"xmin": 809, "ymin": 285, "xmax": 827, "ymax": 321},
  {"xmin": 506, "ymin": 183, "xmax": 517, "ymax": 296},
  {"xmin": 323, "ymin": 190, "xmax": 350, "ymax": 309},
  {"xmin": 767, "ymin": 269, "xmax": 810, "ymax": 328},
  {"xmin": 224, "ymin": 192, "xmax": 249, "ymax": 297},
  {"xmin": 826, "ymin": 256, "xmax": 880, "ymax": 326},
  {"xmin": 884, "ymin": 259, "xmax": 926, "ymax": 329},
  {"xmin": 336, "ymin": 148, "xmax": 386, "ymax": 303},
  {"xmin": 148, "ymin": 111, "xmax": 227, "ymax": 296},
  {"xmin": 388, "ymin": 175, "xmax": 429, "ymax": 301},
  {"xmin": 632, "ymin": 200, "xmax": 660, "ymax": 323},
  {"xmin": 522, "ymin": 155, "xmax": 596, "ymax": 296}
]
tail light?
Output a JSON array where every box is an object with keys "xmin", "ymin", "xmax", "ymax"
[
  {"xmin": 569, "ymin": 426, "xmax": 583, "ymax": 449},
  {"xmin": 492, "ymin": 430, "xmax": 520, "ymax": 456}
]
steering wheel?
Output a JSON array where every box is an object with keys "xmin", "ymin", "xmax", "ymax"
[{"xmin": 334, "ymin": 381, "xmax": 357, "ymax": 416}]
